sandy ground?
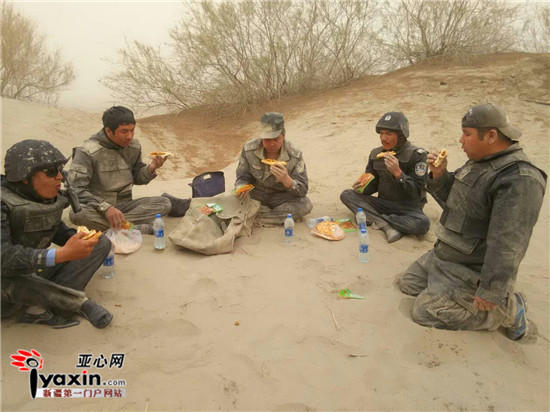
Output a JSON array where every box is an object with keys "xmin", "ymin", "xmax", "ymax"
[{"xmin": 1, "ymin": 53, "xmax": 549, "ymax": 411}]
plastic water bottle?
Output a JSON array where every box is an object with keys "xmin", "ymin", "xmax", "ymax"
[
  {"xmin": 103, "ymin": 246, "xmax": 115, "ymax": 279},
  {"xmin": 153, "ymin": 213, "xmax": 166, "ymax": 250},
  {"xmin": 284, "ymin": 213, "xmax": 294, "ymax": 243},
  {"xmin": 356, "ymin": 207, "xmax": 367, "ymax": 232},
  {"xmin": 306, "ymin": 216, "xmax": 331, "ymax": 229},
  {"xmin": 358, "ymin": 227, "xmax": 369, "ymax": 263}
]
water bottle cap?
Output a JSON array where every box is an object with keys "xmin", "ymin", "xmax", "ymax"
[
  {"xmin": 357, "ymin": 208, "xmax": 363, "ymax": 212},
  {"xmin": 155, "ymin": 213, "xmax": 161, "ymax": 218},
  {"xmin": 287, "ymin": 213, "xmax": 292, "ymax": 218}
]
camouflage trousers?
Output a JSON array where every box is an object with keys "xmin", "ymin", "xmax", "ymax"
[
  {"xmin": 250, "ymin": 189, "xmax": 313, "ymax": 224},
  {"xmin": 1, "ymin": 236, "xmax": 111, "ymax": 315},
  {"xmin": 340, "ymin": 190, "xmax": 429, "ymax": 235},
  {"xmin": 70, "ymin": 196, "xmax": 172, "ymax": 231},
  {"xmin": 398, "ymin": 250, "xmax": 516, "ymax": 331}
]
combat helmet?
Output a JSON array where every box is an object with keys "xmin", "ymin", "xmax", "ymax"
[
  {"xmin": 4, "ymin": 139, "xmax": 67, "ymax": 182},
  {"xmin": 375, "ymin": 112, "xmax": 409, "ymax": 139}
]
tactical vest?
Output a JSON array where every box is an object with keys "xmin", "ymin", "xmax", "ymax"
[
  {"xmin": 1, "ymin": 186, "xmax": 69, "ymax": 249},
  {"xmin": 77, "ymin": 135, "xmax": 139, "ymax": 205},
  {"xmin": 370, "ymin": 142, "xmax": 426, "ymax": 206},
  {"xmin": 436, "ymin": 147, "xmax": 546, "ymax": 256}
]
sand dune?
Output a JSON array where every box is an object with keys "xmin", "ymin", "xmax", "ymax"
[{"xmin": 2, "ymin": 53, "xmax": 549, "ymax": 411}]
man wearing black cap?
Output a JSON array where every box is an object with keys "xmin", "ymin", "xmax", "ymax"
[
  {"xmin": 399, "ymin": 103, "xmax": 546, "ymax": 340},
  {"xmin": 340, "ymin": 111, "xmax": 430, "ymax": 243},
  {"xmin": 235, "ymin": 112, "xmax": 313, "ymax": 224}
]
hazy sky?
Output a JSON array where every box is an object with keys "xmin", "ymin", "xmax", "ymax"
[{"xmin": 11, "ymin": 1, "xmax": 185, "ymax": 113}]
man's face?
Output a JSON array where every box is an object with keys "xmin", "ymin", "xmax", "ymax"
[
  {"xmin": 262, "ymin": 134, "xmax": 284, "ymax": 155},
  {"xmin": 105, "ymin": 123, "xmax": 135, "ymax": 147},
  {"xmin": 460, "ymin": 127, "xmax": 491, "ymax": 161},
  {"xmin": 30, "ymin": 165, "xmax": 63, "ymax": 199},
  {"xmin": 379, "ymin": 129, "xmax": 399, "ymax": 150}
]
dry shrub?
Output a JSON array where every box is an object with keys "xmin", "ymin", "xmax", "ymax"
[{"xmin": 0, "ymin": 2, "xmax": 74, "ymax": 103}]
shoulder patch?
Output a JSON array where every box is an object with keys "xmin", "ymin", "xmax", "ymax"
[
  {"xmin": 416, "ymin": 148, "xmax": 427, "ymax": 154},
  {"xmin": 415, "ymin": 162, "xmax": 428, "ymax": 177}
]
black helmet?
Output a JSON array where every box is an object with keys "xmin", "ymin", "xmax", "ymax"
[
  {"xmin": 4, "ymin": 139, "xmax": 67, "ymax": 182},
  {"xmin": 375, "ymin": 112, "xmax": 409, "ymax": 139}
]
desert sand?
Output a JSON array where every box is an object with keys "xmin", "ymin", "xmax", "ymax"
[{"xmin": 1, "ymin": 53, "xmax": 549, "ymax": 411}]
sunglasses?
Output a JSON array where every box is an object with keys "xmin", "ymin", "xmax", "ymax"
[{"xmin": 41, "ymin": 164, "xmax": 64, "ymax": 178}]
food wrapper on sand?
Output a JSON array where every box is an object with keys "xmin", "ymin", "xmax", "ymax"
[{"xmin": 312, "ymin": 221, "xmax": 345, "ymax": 241}]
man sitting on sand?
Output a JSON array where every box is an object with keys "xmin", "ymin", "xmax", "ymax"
[
  {"xmin": 398, "ymin": 103, "xmax": 546, "ymax": 340},
  {"xmin": 340, "ymin": 111, "xmax": 430, "ymax": 243},
  {"xmin": 235, "ymin": 112, "xmax": 313, "ymax": 224},
  {"xmin": 1, "ymin": 140, "xmax": 112, "ymax": 328},
  {"xmin": 68, "ymin": 106, "xmax": 190, "ymax": 234}
]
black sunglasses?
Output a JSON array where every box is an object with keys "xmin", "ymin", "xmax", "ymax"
[{"xmin": 41, "ymin": 164, "xmax": 64, "ymax": 178}]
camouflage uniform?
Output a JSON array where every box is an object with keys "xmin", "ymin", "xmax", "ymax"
[
  {"xmin": 68, "ymin": 129, "xmax": 171, "ymax": 230},
  {"xmin": 235, "ymin": 138, "xmax": 312, "ymax": 224},
  {"xmin": 1, "ymin": 140, "xmax": 110, "ymax": 317},
  {"xmin": 399, "ymin": 143, "xmax": 546, "ymax": 331}
]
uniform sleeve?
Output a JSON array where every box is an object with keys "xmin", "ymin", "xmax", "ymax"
[
  {"xmin": 132, "ymin": 150, "xmax": 156, "ymax": 185},
  {"xmin": 427, "ymin": 170, "xmax": 455, "ymax": 206},
  {"xmin": 1, "ymin": 203, "xmax": 49, "ymax": 276},
  {"xmin": 475, "ymin": 168, "xmax": 546, "ymax": 305},
  {"xmin": 235, "ymin": 148, "xmax": 255, "ymax": 187},
  {"xmin": 68, "ymin": 148, "xmax": 111, "ymax": 212},
  {"xmin": 287, "ymin": 154, "xmax": 309, "ymax": 197},
  {"xmin": 397, "ymin": 149, "xmax": 428, "ymax": 202}
]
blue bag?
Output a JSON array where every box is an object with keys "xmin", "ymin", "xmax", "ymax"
[{"xmin": 189, "ymin": 171, "xmax": 225, "ymax": 198}]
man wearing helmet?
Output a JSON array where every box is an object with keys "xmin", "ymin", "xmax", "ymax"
[
  {"xmin": 1, "ymin": 140, "xmax": 113, "ymax": 328},
  {"xmin": 398, "ymin": 103, "xmax": 546, "ymax": 340},
  {"xmin": 340, "ymin": 111, "xmax": 430, "ymax": 243},
  {"xmin": 67, "ymin": 106, "xmax": 190, "ymax": 233}
]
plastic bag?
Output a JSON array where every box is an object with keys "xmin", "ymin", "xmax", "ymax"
[{"xmin": 105, "ymin": 228, "xmax": 143, "ymax": 254}]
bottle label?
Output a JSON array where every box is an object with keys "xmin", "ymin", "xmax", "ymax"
[
  {"xmin": 359, "ymin": 244, "xmax": 369, "ymax": 253},
  {"xmin": 154, "ymin": 229, "xmax": 164, "ymax": 238},
  {"xmin": 285, "ymin": 228, "xmax": 293, "ymax": 237},
  {"xmin": 358, "ymin": 223, "xmax": 367, "ymax": 232},
  {"xmin": 104, "ymin": 255, "xmax": 114, "ymax": 267}
]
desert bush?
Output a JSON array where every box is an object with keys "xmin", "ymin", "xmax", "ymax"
[
  {"xmin": 0, "ymin": 2, "xmax": 75, "ymax": 103},
  {"xmin": 103, "ymin": 0, "xmax": 382, "ymax": 112},
  {"xmin": 520, "ymin": 3, "xmax": 550, "ymax": 53},
  {"xmin": 380, "ymin": 0, "xmax": 520, "ymax": 67}
]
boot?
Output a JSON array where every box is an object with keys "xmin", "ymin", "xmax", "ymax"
[
  {"xmin": 382, "ymin": 226, "xmax": 404, "ymax": 243},
  {"xmin": 162, "ymin": 193, "xmax": 191, "ymax": 217}
]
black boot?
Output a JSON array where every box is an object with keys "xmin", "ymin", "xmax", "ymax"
[{"xmin": 162, "ymin": 193, "xmax": 191, "ymax": 217}]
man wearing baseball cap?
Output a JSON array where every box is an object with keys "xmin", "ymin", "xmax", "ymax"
[
  {"xmin": 398, "ymin": 103, "xmax": 546, "ymax": 341},
  {"xmin": 235, "ymin": 112, "xmax": 312, "ymax": 224}
]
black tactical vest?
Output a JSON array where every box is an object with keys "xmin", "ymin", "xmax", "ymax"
[
  {"xmin": 1, "ymin": 186, "xmax": 69, "ymax": 249},
  {"xmin": 370, "ymin": 141, "xmax": 427, "ymax": 206},
  {"xmin": 436, "ymin": 147, "xmax": 546, "ymax": 256}
]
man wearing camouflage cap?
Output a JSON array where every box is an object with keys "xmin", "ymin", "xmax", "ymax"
[
  {"xmin": 399, "ymin": 103, "xmax": 546, "ymax": 340},
  {"xmin": 68, "ymin": 106, "xmax": 190, "ymax": 234},
  {"xmin": 235, "ymin": 112, "xmax": 313, "ymax": 224},
  {"xmin": 340, "ymin": 111, "xmax": 430, "ymax": 243},
  {"xmin": 1, "ymin": 140, "xmax": 113, "ymax": 328}
]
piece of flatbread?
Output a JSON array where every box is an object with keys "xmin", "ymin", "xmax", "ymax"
[
  {"xmin": 261, "ymin": 158, "xmax": 287, "ymax": 166},
  {"xmin": 375, "ymin": 151, "xmax": 396, "ymax": 159},
  {"xmin": 149, "ymin": 151, "xmax": 173, "ymax": 158},
  {"xmin": 433, "ymin": 149, "xmax": 447, "ymax": 167}
]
